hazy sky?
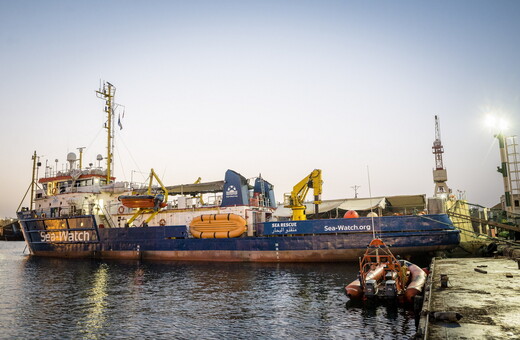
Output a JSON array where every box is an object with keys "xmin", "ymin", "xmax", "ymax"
[{"xmin": 1, "ymin": 1, "xmax": 519, "ymax": 218}]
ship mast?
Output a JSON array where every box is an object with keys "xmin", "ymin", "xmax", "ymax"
[
  {"xmin": 96, "ymin": 82, "xmax": 116, "ymax": 183},
  {"xmin": 30, "ymin": 151, "xmax": 37, "ymax": 210}
]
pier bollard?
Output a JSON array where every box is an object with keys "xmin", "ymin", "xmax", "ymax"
[{"xmin": 440, "ymin": 274, "xmax": 449, "ymax": 288}]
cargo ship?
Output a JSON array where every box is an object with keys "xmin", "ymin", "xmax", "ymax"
[{"xmin": 16, "ymin": 82, "xmax": 460, "ymax": 262}]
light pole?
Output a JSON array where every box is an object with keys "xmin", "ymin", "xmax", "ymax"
[{"xmin": 351, "ymin": 185, "xmax": 360, "ymax": 199}]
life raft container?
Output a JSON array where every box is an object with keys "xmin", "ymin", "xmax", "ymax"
[{"xmin": 189, "ymin": 213, "xmax": 247, "ymax": 239}]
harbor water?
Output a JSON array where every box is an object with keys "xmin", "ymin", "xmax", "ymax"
[{"xmin": 0, "ymin": 241, "xmax": 416, "ymax": 339}]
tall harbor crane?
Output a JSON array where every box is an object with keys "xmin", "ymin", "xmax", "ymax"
[{"xmin": 432, "ymin": 115, "xmax": 450, "ymax": 197}]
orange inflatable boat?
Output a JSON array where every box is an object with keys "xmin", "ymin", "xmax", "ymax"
[{"xmin": 345, "ymin": 238, "xmax": 427, "ymax": 304}]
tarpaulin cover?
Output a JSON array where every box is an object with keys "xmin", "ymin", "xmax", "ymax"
[
  {"xmin": 274, "ymin": 197, "xmax": 387, "ymax": 218},
  {"xmin": 385, "ymin": 195, "xmax": 426, "ymax": 208}
]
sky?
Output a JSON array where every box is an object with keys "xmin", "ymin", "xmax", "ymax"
[{"xmin": 1, "ymin": 0, "xmax": 520, "ymax": 218}]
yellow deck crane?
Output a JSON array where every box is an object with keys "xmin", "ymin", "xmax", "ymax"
[
  {"xmin": 193, "ymin": 177, "xmax": 205, "ymax": 205},
  {"xmin": 123, "ymin": 168, "xmax": 168, "ymax": 227},
  {"xmin": 284, "ymin": 169, "xmax": 322, "ymax": 220}
]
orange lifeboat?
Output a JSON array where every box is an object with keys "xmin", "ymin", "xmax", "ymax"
[
  {"xmin": 190, "ymin": 213, "xmax": 247, "ymax": 239},
  {"xmin": 118, "ymin": 195, "xmax": 167, "ymax": 209}
]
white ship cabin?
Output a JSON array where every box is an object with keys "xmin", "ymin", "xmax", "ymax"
[{"xmin": 33, "ymin": 152, "xmax": 132, "ymax": 218}]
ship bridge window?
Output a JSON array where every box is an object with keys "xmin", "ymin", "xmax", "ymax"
[
  {"xmin": 74, "ymin": 180, "xmax": 90, "ymax": 187},
  {"xmin": 77, "ymin": 179, "xmax": 93, "ymax": 187},
  {"xmin": 58, "ymin": 181, "xmax": 72, "ymax": 193}
]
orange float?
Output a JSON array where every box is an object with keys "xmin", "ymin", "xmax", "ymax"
[{"xmin": 344, "ymin": 210, "xmax": 359, "ymax": 218}]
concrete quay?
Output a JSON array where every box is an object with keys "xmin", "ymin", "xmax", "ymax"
[{"xmin": 417, "ymin": 256, "xmax": 520, "ymax": 339}]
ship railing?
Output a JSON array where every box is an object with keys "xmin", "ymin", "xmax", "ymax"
[
  {"xmin": 32, "ymin": 206, "xmax": 94, "ymax": 218},
  {"xmin": 63, "ymin": 186, "xmax": 101, "ymax": 194},
  {"xmin": 30, "ymin": 205, "xmax": 117, "ymax": 230}
]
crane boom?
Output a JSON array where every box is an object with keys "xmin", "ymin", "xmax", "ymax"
[{"xmin": 284, "ymin": 169, "xmax": 322, "ymax": 220}]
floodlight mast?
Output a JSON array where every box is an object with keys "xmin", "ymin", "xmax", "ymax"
[
  {"xmin": 488, "ymin": 114, "xmax": 520, "ymax": 217},
  {"xmin": 496, "ymin": 132, "xmax": 513, "ymax": 216}
]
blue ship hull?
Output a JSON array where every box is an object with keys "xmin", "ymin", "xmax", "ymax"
[{"xmin": 17, "ymin": 212, "xmax": 459, "ymax": 262}]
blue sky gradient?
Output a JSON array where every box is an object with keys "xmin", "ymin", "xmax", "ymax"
[{"xmin": 1, "ymin": 1, "xmax": 520, "ymax": 217}]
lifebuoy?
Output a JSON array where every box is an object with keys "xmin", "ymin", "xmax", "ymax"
[
  {"xmin": 159, "ymin": 218, "xmax": 166, "ymax": 226},
  {"xmin": 51, "ymin": 188, "xmax": 57, "ymax": 195},
  {"xmin": 118, "ymin": 206, "xmax": 125, "ymax": 214}
]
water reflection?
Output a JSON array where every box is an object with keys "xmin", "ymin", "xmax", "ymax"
[
  {"xmin": 346, "ymin": 298, "xmax": 415, "ymax": 339},
  {"xmin": 78, "ymin": 263, "xmax": 109, "ymax": 339},
  {"xmin": 1, "ymin": 242, "xmax": 416, "ymax": 339}
]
